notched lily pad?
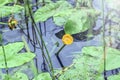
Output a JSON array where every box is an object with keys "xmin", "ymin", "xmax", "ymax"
[{"xmin": 0, "ymin": 42, "xmax": 35, "ymax": 68}]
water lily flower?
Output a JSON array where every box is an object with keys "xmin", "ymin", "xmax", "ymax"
[
  {"xmin": 8, "ymin": 17, "xmax": 18, "ymax": 30},
  {"xmin": 62, "ymin": 34, "xmax": 73, "ymax": 45}
]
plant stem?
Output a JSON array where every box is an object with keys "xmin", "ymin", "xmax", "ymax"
[
  {"xmin": 25, "ymin": 0, "xmax": 55, "ymax": 79},
  {"xmin": 102, "ymin": 0, "xmax": 107, "ymax": 80},
  {"xmin": 55, "ymin": 63, "xmax": 74, "ymax": 79},
  {"xmin": 0, "ymin": 22, "xmax": 8, "ymax": 25},
  {"xmin": 36, "ymin": 0, "xmax": 48, "ymax": 72},
  {"xmin": 55, "ymin": 44, "xmax": 66, "ymax": 68},
  {"xmin": 0, "ymin": 34, "xmax": 9, "ymax": 75},
  {"xmin": 55, "ymin": 44, "xmax": 66, "ymax": 55}
]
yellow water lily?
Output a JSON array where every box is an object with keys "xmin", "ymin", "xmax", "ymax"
[
  {"xmin": 8, "ymin": 17, "xmax": 18, "ymax": 30},
  {"xmin": 62, "ymin": 34, "xmax": 73, "ymax": 45}
]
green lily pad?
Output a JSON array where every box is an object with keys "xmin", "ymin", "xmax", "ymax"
[
  {"xmin": 0, "ymin": 0, "xmax": 14, "ymax": 7},
  {"xmin": 64, "ymin": 9, "xmax": 100, "ymax": 34},
  {"xmin": 12, "ymin": 72, "xmax": 29, "ymax": 80},
  {"xmin": 108, "ymin": 74, "xmax": 120, "ymax": 80},
  {"xmin": 34, "ymin": 1, "xmax": 72, "ymax": 22},
  {"xmin": 58, "ymin": 46, "xmax": 120, "ymax": 80},
  {"xmin": 82, "ymin": 46, "xmax": 120, "ymax": 70},
  {"xmin": 33, "ymin": 72, "xmax": 52, "ymax": 80},
  {"xmin": 53, "ymin": 9, "xmax": 73, "ymax": 26},
  {"xmin": 0, "ymin": 5, "xmax": 24, "ymax": 17},
  {"xmin": 3, "ymin": 72, "xmax": 29, "ymax": 80},
  {"xmin": 0, "ymin": 0, "xmax": 9, "ymax": 7},
  {"xmin": 0, "ymin": 42, "xmax": 35, "ymax": 68}
]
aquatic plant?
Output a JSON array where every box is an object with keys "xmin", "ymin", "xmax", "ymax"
[
  {"xmin": 0, "ymin": 5, "xmax": 23, "ymax": 17},
  {"xmin": 0, "ymin": 42, "xmax": 36, "ymax": 80},
  {"xmin": 57, "ymin": 46, "xmax": 120, "ymax": 80},
  {"xmin": 34, "ymin": 0, "xmax": 100, "ymax": 34},
  {"xmin": 33, "ymin": 72, "xmax": 52, "ymax": 80},
  {"xmin": 0, "ymin": 42, "xmax": 35, "ymax": 68}
]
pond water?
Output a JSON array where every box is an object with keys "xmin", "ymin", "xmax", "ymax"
[{"xmin": 0, "ymin": 0, "xmax": 120, "ymax": 79}]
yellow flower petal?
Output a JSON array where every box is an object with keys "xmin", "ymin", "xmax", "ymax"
[{"xmin": 62, "ymin": 34, "xmax": 73, "ymax": 45}]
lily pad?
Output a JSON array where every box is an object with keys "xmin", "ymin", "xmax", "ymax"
[
  {"xmin": 0, "ymin": 42, "xmax": 35, "ymax": 68},
  {"xmin": 0, "ymin": 5, "xmax": 24, "ymax": 17},
  {"xmin": 3, "ymin": 72, "xmax": 29, "ymax": 80},
  {"xmin": 108, "ymin": 74, "xmax": 120, "ymax": 80},
  {"xmin": 58, "ymin": 46, "xmax": 120, "ymax": 80},
  {"xmin": 64, "ymin": 9, "xmax": 100, "ymax": 34},
  {"xmin": 53, "ymin": 9, "xmax": 73, "ymax": 26},
  {"xmin": 34, "ymin": 1, "xmax": 72, "ymax": 22},
  {"xmin": 33, "ymin": 72, "xmax": 52, "ymax": 80},
  {"xmin": 82, "ymin": 46, "xmax": 120, "ymax": 70},
  {"xmin": 12, "ymin": 72, "xmax": 29, "ymax": 80},
  {"xmin": 0, "ymin": 0, "xmax": 14, "ymax": 7}
]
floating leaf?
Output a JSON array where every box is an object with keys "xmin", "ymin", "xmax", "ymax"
[
  {"xmin": 0, "ymin": 5, "xmax": 24, "ymax": 17},
  {"xmin": 33, "ymin": 72, "xmax": 52, "ymax": 80},
  {"xmin": 108, "ymin": 74, "xmax": 120, "ymax": 80},
  {"xmin": 0, "ymin": 42, "xmax": 35, "ymax": 68},
  {"xmin": 64, "ymin": 9, "xmax": 100, "ymax": 34},
  {"xmin": 34, "ymin": 1, "xmax": 72, "ymax": 22},
  {"xmin": 3, "ymin": 72, "xmax": 29, "ymax": 80},
  {"xmin": 82, "ymin": 46, "xmax": 120, "ymax": 70},
  {"xmin": 58, "ymin": 46, "xmax": 120, "ymax": 80},
  {"xmin": 0, "ymin": 42, "xmax": 24, "ymax": 59},
  {"xmin": 0, "ymin": 0, "xmax": 14, "ymax": 7},
  {"xmin": 12, "ymin": 72, "xmax": 29, "ymax": 80},
  {"xmin": 0, "ymin": 0, "xmax": 9, "ymax": 6},
  {"xmin": 53, "ymin": 8, "xmax": 73, "ymax": 26}
]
